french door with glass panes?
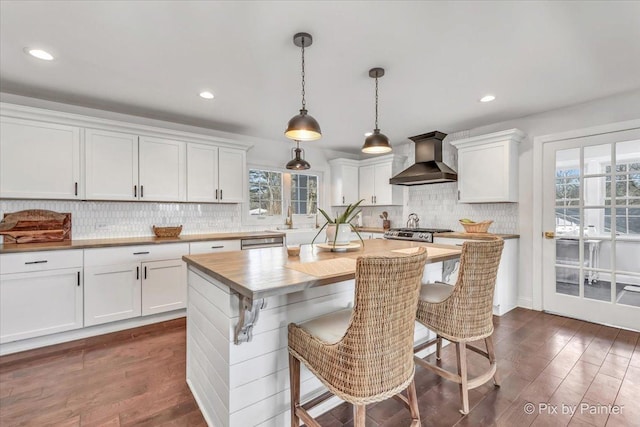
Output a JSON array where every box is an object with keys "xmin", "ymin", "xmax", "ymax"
[{"xmin": 542, "ymin": 127, "xmax": 640, "ymax": 330}]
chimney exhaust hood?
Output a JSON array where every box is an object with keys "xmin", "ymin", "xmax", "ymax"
[{"xmin": 389, "ymin": 131, "xmax": 457, "ymax": 186}]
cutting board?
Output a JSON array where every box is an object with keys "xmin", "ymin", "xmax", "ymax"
[{"xmin": 0, "ymin": 210, "xmax": 72, "ymax": 243}]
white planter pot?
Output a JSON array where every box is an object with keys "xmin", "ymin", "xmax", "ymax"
[{"xmin": 325, "ymin": 224, "xmax": 352, "ymax": 246}]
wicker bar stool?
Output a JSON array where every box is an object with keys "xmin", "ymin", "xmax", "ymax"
[
  {"xmin": 413, "ymin": 238, "xmax": 504, "ymax": 415},
  {"xmin": 288, "ymin": 247, "xmax": 428, "ymax": 427}
]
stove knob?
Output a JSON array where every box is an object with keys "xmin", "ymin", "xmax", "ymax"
[{"xmin": 418, "ymin": 233, "xmax": 424, "ymax": 239}]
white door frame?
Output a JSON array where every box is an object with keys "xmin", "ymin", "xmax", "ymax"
[{"xmin": 532, "ymin": 118, "xmax": 640, "ymax": 311}]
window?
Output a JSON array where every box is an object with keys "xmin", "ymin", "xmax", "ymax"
[
  {"xmin": 605, "ymin": 162, "xmax": 640, "ymax": 234},
  {"xmin": 248, "ymin": 169, "xmax": 320, "ymax": 219},
  {"xmin": 249, "ymin": 169, "xmax": 282, "ymax": 216},
  {"xmin": 291, "ymin": 174, "xmax": 318, "ymax": 215}
]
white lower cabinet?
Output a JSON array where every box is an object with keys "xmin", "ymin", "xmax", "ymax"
[
  {"xmin": 433, "ymin": 236, "xmax": 518, "ymax": 316},
  {"xmin": 0, "ymin": 250, "xmax": 84, "ymax": 344},
  {"xmin": 189, "ymin": 239, "xmax": 241, "ymax": 254},
  {"xmin": 84, "ymin": 263, "xmax": 141, "ymax": 326},
  {"xmin": 84, "ymin": 243, "xmax": 189, "ymax": 326},
  {"xmin": 142, "ymin": 259, "xmax": 187, "ymax": 315}
]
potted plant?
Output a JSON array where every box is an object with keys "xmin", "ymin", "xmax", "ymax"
[{"xmin": 312, "ymin": 199, "xmax": 365, "ymax": 247}]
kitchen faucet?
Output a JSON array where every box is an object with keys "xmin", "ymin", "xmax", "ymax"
[{"xmin": 285, "ymin": 204, "xmax": 293, "ymax": 229}]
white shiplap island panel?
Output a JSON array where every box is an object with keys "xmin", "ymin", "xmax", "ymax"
[{"xmin": 182, "ymin": 241, "xmax": 462, "ymax": 427}]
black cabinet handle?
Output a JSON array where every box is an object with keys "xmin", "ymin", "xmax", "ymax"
[
  {"xmin": 77, "ymin": 271, "xmax": 81, "ymax": 287},
  {"xmin": 216, "ymin": 189, "xmax": 219, "ymax": 200},
  {"xmin": 25, "ymin": 260, "xmax": 48, "ymax": 265},
  {"xmin": 134, "ymin": 185, "xmax": 137, "ymax": 198},
  {"xmin": 211, "ymin": 245, "xmax": 224, "ymax": 249},
  {"xmin": 74, "ymin": 182, "xmax": 78, "ymax": 196},
  {"xmin": 133, "ymin": 251, "xmax": 150, "ymax": 255},
  {"xmin": 136, "ymin": 266, "xmax": 139, "ymax": 280},
  {"xmin": 342, "ymin": 196, "xmax": 345, "ymax": 204},
  {"xmin": 220, "ymin": 189, "xmax": 223, "ymax": 200},
  {"xmin": 144, "ymin": 266, "xmax": 147, "ymax": 280},
  {"xmin": 140, "ymin": 185, "xmax": 144, "ymax": 198}
]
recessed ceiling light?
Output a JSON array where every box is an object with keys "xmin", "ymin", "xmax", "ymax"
[
  {"xmin": 24, "ymin": 48, "xmax": 54, "ymax": 61},
  {"xmin": 199, "ymin": 91, "xmax": 214, "ymax": 99},
  {"xmin": 364, "ymin": 132, "xmax": 373, "ymax": 137},
  {"xmin": 480, "ymin": 94, "xmax": 496, "ymax": 103}
]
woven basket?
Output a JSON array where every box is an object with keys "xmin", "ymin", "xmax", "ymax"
[
  {"xmin": 460, "ymin": 220, "xmax": 493, "ymax": 233},
  {"xmin": 153, "ymin": 225, "xmax": 182, "ymax": 238}
]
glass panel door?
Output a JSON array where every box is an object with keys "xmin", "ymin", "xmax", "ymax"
[{"xmin": 542, "ymin": 127, "xmax": 640, "ymax": 330}]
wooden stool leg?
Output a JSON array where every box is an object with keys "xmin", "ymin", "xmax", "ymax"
[
  {"xmin": 289, "ymin": 353, "xmax": 301, "ymax": 427},
  {"xmin": 485, "ymin": 335, "xmax": 500, "ymax": 387},
  {"xmin": 436, "ymin": 335, "xmax": 442, "ymax": 361},
  {"xmin": 353, "ymin": 404, "xmax": 367, "ymax": 427},
  {"xmin": 407, "ymin": 379, "xmax": 420, "ymax": 426},
  {"xmin": 455, "ymin": 342, "xmax": 470, "ymax": 415}
]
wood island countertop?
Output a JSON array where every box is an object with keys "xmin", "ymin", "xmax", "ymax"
[
  {"xmin": 182, "ymin": 239, "xmax": 462, "ymax": 300},
  {"xmin": 0, "ymin": 231, "xmax": 285, "ymax": 254}
]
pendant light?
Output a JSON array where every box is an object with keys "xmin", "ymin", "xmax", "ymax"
[
  {"xmin": 285, "ymin": 32, "xmax": 322, "ymax": 142},
  {"xmin": 286, "ymin": 140, "xmax": 311, "ymax": 170},
  {"xmin": 362, "ymin": 67, "xmax": 392, "ymax": 154}
]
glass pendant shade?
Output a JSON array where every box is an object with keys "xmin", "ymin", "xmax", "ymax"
[
  {"xmin": 285, "ymin": 108, "xmax": 322, "ymax": 141},
  {"xmin": 362, "ymin": 129, "xmax": 392, "ymax": 154},
  {"xmin": 286, "ymin": 143, "xmax": 311, "ymax": 170}
]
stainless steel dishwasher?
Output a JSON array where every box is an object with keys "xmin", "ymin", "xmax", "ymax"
[{"xmin": 240, "ymin": 236, "xmax": 284, "ymax": 250}]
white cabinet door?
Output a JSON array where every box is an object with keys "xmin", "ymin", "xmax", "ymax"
[
  {"xmin": 85, "ymin": 129, "xmax": 139, "ymax": 200},
  {"xmin": 84, "ymin": 264, "xmax": 141, "ymax": 326},
  {"xmin": 0, "ymin": 117, "xmax": 81, "ymax": 199},
  {"xmin": 450, "ymin": 129, "xmax": 522, "ymax": 203},
  {"xmin": 373, "ymin": 162, "xmax": 393, "ymax": 205},
  {"xmin": 187, "ymin": 143, "xmax": 218, "ymax": 202},
  {"xmin": 0, "ymin": 268, "xmax": 83, "ymax": 343},
  {"xmin": 342, "ymin": 165, "xmax": 359, "ymax": 205},
  {"xmin": 329, "ymin": 160, "xmax": 360, "ymax": 206},
  {"xmin": 358, "ymin": 165, "xmax": 375, "ymax": 206},
  {"xmin": 218, "ymin": 148, "xmax": 245, "ymax": 203},
  {"xmin": 190, "ymin": 240, "xmax": 241, "ymax": 254},
  {"xmin": 141, "ymin": 259, "xmax": 187, "ymax": 315},
  {"xmin": 139, "ymin": 136, "xmax": 186, "ymax": 202}
]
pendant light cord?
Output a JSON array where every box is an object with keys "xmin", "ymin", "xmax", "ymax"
[{"xmin": 301, "ymin": 38, "xmax": 306, "ymax": 110}]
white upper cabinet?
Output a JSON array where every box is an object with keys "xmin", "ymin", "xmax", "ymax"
[
  {"xmin": 187, "ymin": 144, "xmax": 245, "ymax": 203},
  {"xmin": 85, "ymin": 129, "xmax": 139, "ymax": 200},
  {"xmin": 0, "ymin": 117, "xmax": 81, "ymax": 200},
  {"xmin": 217, "ymin": 147, "xmax": 245, "ymax": 203},
  {"xmin": 187, "ymin": 143, "xmax": 219, "ymax": 202},
  {"xmin": 450, "ymin": 129, "xmax": 524, "ymax": 203},
  {"xmin": 358, "ymin": 154, "xmax": 405, "ymax": 206},
  {"xmin": 329, "ymin": 159, "xmax": 359, "ymax": 206},
  {"xmin": 139, "ymin": 136, "xmax": 186, "ymax": 202}
]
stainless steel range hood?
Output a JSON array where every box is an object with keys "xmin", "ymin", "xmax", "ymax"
[{"xmin": 389, "ymin": 131, "xmax": 457, "ymax": 186}]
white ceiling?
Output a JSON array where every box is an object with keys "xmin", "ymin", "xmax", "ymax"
[{"xmin": 1, "ymin": 1, "xmax": 640, "ymax": 154}]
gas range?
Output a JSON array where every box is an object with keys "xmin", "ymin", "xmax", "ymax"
[{"xmin": 383, "ymin": 227, "xmax": 453, "ymax": 243}]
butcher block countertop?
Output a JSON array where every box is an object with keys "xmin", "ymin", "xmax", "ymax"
[
  {"xmin": 0, "ymin": 231, "xmax": 285, "ymax": 254},
  {"xmin": 182, "ymin": 239, "xmax": 462, "ymax": 300},
  {"xmin": 435, "ymin": 232, "xmax": 520, "ymax": 240}
]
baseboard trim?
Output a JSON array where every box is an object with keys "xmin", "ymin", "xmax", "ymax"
[
  {"xmin": 517, "ymin": 297, "xmax": 533, "ymax": 310},
  {"xmin": 0, "ymin": 309, "xmax": 186, "ymax": 356}
]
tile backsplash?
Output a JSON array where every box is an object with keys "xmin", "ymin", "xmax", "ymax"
[{"xmin": 0, "ymin": 200, "xmax": 246, "ymax": 240}]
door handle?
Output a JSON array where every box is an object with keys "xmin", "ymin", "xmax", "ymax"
[
  {"xmin": 544, "ymin": 231, "xmax": 556, "ymax": 239},
  {"xmin": 144, "ymin": 266, "xmax": 147, "ymax": 280},
  {"xmin": 74, "ymin": 182, "xmax": 78, "ymax": 196},
  {"xmin": 136, "ymin": 266, "xmax": 139, "ymax": 280},
  {"xmin": 342, "ymin": 196, "xmax": 345, "ymax": 204},
  {"xmin": 134, "ymin": 185, "xmax": 137, "ymax": 198},
  {"xmin": 77, "ymin": 271, "xmax": 81, "ymax": 287},
  {"xmin": 140, "ymin": 185, "xmax": 144, "ymax": 198},
  {"xmin": 211, "ymin": 245, "xmax": 225, "ymax": 249},
  {"xmin": 216, "ymin": 189, "xmax": 219, "ymax": 200},
  {"xmin": 220, "ymin": 189, "xmax": 223, "ymax": 200}
]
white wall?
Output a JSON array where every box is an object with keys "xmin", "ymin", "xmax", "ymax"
[{"xmin": 465, "ymin": 89, "xmax": 640, "ymax": 308}]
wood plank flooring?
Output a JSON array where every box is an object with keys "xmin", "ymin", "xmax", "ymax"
[{"xmin": 1, "ymin": 309, "xmax": 638, "ymax": 426}]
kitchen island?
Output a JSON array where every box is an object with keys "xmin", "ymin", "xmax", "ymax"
[{"xmin": 182, "ymin": 239, "xmax": 461, "ymax": 427}]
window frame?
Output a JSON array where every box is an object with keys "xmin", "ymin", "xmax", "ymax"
[{"xmin": 244, "ymin": 164, "xmax": 324, "ymax": 226}]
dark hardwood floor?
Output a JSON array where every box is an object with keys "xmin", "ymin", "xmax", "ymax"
[{"xmin": 1, "ymin": 309, "xmax": 638, "ymax": 426}]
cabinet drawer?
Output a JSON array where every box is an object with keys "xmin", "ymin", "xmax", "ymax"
[
  {"xmin": 0, "ymin": 250, "xmax": 83, "ymax": 274},
  {"xmin": 84, "ymin": 243, "xmax": 189, "ymax": 267},
  {"xmin": 189, "ymin": 240, "xmax": 241, "ymax": 254}
]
